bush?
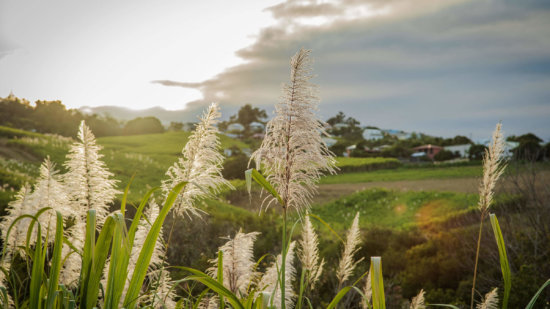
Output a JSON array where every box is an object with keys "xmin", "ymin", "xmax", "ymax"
[
  {"xmin": 335, "ymin": 157, "xmax": 401, "ymax": 173},
  {"xmin": 434, "ymin": 149, "xmax": 459, "ymax": 161}
]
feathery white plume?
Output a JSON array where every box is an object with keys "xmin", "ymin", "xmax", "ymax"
[
  {"xmin": 360, "ymin": 271, "xmax": 372, "ymax": 309},
  {"xmin": 149, "ymin": 268, "xmax": 177, "ymax": 309},
  {"xmin": 259, "ymin": 241, "xmax": 296, "ymax": 309},
  {"xmin": 63, "ymin": 120, "xmax": 119, "ymax": 224},
  {"xmin": 162, "ymin": 102, "xmax": 231, "ymax": 217},
  {"xmin": 0, "ymin": 184, "xmax": 33, "ymax": 250},
  {"xmin": 60, "ymin": 220, "xmax": 85, "ymax": 286},
  {"xmin": 250, "ymin": 49, "xmax": 336, "ymax": 212},
  {"xmin": 298, "ymin": 214, "xmax": 324, "ymax": 289},
  {"xmin": 208, "ymin": 230, "xmax": 260, "ymax": 295},
  {"xmin": 410, "ymin": 289, "xmax": 425, "ymax": 309},
  {"xmin": 336, "ymin": 212, "xmax": 363, "ymax": 286},
  {"xmin": 30, "ymin": 156, "xmax": 69, "ymax": 241},
  {"xmin": 198, "ymin": 296, "xmax": 219, "ymax": 309},
  {"xmin": 478, "ymin": 123, "xmax": 506, "ymax": 213},
  {"xmin": 477, "ymin": 288, "xmax": 499, "ymax": 309}
]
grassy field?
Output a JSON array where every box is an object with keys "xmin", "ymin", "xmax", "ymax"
[
  {"xmin": 320, "ymin": 165, "xmax": 483, "ymax": 184},
  {"xmin": 311, "ymin": 188, "xmax": 478, "ymax": 230},
  {"xmin": 97, "ymin": 132, "xmax": 249, "ymax": 201}
]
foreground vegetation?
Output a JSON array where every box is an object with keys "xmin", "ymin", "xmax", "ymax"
[{"xmin": 1, "ymin": 49, "xmax": 549, "ymax": 309}]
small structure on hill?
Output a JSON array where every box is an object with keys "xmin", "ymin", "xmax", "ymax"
[{"xmin": 412, "ymin": 144, "xmax": 442, "ymax": 160}]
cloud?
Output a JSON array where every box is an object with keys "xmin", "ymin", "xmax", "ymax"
[{"xmin": 156, "ymin": 0, "xmax": 550, "ymax": 139}]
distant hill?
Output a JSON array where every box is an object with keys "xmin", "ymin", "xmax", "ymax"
[{"xmin": 79, "ymin": 105, "xmax": 196, "ymax": 124}]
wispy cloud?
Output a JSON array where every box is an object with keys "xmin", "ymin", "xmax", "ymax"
[{"xmin": 156, "ymin": 0, "xmax": 550, "ymax": 139}]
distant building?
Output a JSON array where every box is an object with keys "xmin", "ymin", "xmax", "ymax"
[
  {"xmin": 332, "ymin": 123, "xmax": 348, "ymax": 130},
  {"xmin": 444, "ymin": 144, "xmax": 472, "ymax": 158},
  {"xmin": 322, "ymin": 137, "xmax": 338, "ymax": 147},
  {"xmin": 227, "ymin": 123, "xmax": 245, "ymax": 132},
  {"xmin": 249, "ymin": 122, "xmax": 265, "ymax": 132},
  {"xmin": 362, "ymin": 129, "xmax": 384, "ymax": 140},
  {"xmin": 345, "ymin": 144, "xmax": 356, "ymax": 157},
  {"xmin": 412, "ymin": 144, "xmax": 442, "ymax": 160}
]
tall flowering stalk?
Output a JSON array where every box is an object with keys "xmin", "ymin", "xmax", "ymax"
[
  {"xmin": 477, "ymin": 288, "xmax": 498, "ymax": 309},
  {"xmin": 207, "ymin": 230, "xmax": 260, "ymax": 295},
  {"xmin": 336, "ymin": 212, "xmax": 363, "ymax": 289},
  {"xmin": 0, "ymin": 184, "xmax": 32, "ymax": 251},
  {"xmin": 259, "ymin": 242, "xmax": 297, "ymax": 309},
  {"xmin": 298, "ymin": 214, "xmax": 324, "ymax": 290},
  {"xmin": 162, "ymin": 102, "xmax": 231, "ymax": 218},
  {"xmin": 250, "ymin": 48, "xmax": 336, "ymax": 309},
  {"xmin": 63, "ymin": 120, "xmax": 119, "ymax": 224},
  {"xmin": 30, "ymin": 156, "xmax": 69, "ymax": 241},
  {"xmin": 470, "ymin": 123, "xmax": 506, "ymax": 309},
  {"xmin": 410, "ymin": 289, "xmax": 426, "ymax": 309},
  {"xmin": 61, "ymin": 120, "xmax": 119, "ymax": 285}
]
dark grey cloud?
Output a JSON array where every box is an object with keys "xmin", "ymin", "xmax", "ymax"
[{"xmin": 158, "ymin": 0, "xmax": 550, "ymax": 140}]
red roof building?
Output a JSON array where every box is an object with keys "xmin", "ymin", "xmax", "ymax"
[{"xmin": 412, "ymin": 144, "xmax": 443, "ymax": 160}]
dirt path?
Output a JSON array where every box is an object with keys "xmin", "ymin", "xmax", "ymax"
[{"xmin": 313, "ymin": 170, "xmax": 550, "ymax": 204}]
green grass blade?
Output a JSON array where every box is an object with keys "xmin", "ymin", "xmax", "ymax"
[
  {"xmin": 326, "ymin": 286, "xmax": 352, "ymax": 309},
  {"xmin": 123, "ymin": 181, "xmax": 187, "ymax": 309},
  {"xmin": 489, "ymin": 213, "xmax": 511, "ymax": 309},
  {"xmin": 217, "ymin": 250, "xmax": 226, "ymax": 309},
  {"xmin": 45, "ymin": 211, "xmax": 64, "ymax": 309},
  {"xmin": 525, "ymin": 279, "xmax": 550, "ymax": 309},
  {"xmin": 245, "ymin": 168, "xmax": 284, "ymax": 206},
  {"xmin": 120, "ymin": 174, "xmax": 135, "ymax": 216},
  {"xmin": 428, "ymin": 305, "xmax": 461, "ymax": 309},
  {"xmin": 307, "ymin": 213, "xmax": 344, "ymax": 243},
  {"xmin": 370, "ymin": 257, "xmax": 385, "ymax": 309},
  {"xmin": 84, "ymin": 214, "xmax": 116, "ymax": 308},
  {"xmin": 79, "ymin": 210, "xmax": 97, "ymax": 303},
  {"xmin": 103, "ymin": 212, "xmax": 128, "ymax": 308},
  {"xmin": 29, "ymin": 217, "xmax": 43, "ymax": 309}
]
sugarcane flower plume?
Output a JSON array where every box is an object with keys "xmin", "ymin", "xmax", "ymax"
[
  {"xmin": 63, "ymin": 120, "xmax": 119, "ymax": 224},
  {"xmin": 207, "ymin": 229, "xmax": 260, "ymax": 295},
  {"xmin": 298, "ymin": 213, "xmax": 324, "ymax": 289},
  {"xmin": 360, "ymin": 271, "xmax": 372, "ymax": 309},
  {"xmin": 259, "ymin": 241, "xmax": 297, "ymax": 309},
  {"xmin": 162, "ymin": 102, "xmax": 231, "ymax": 217},
  {"xmin": 477, "ymin": 288, "xmax": 498, "ymax": 309},
  {"xmin": 336, "ymin": 212, "xmax": 363, "ymax": 286},
  {"xmin": 410, "ymin": 289, "xmax": 425, "ymax": 309},
  {"xmin": 0, "ymin": 184, "xmax": 33, "ymax": 250},
  {"xmin": 30, "ymin": 156, "xmax": 70, "ymax": 241},
  {"xmin": 251, "ymin": 49, "xmax": 336, "ymax": 212},
  {"xmin": 478, "ymin": 122, "xmax": 506, "ymax": 214}
]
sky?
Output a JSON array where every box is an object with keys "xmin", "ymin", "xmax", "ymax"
[{"xmin": 1, "ymin": 0, "xmax": 550, "ymax": 140}]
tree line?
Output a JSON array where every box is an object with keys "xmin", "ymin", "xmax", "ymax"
[{"xmin": 0, "ymin": 94, "xmax": 165, "ymax": 137}]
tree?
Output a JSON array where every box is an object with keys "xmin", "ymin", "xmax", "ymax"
[
  {"xmin": 326, "ymin": 111, "xmax": 346, "ymax": 126},
  {"xmin": 168, "ymin": 121, "xmax": 183, "ymax": 131},
  {"xmin": 326, "ymin": 111, "xmax": 363, "ymax": 140},
  {"xmin": 509, "ymin": 133, "xmax": 543, "ymax": 160},
  {"xmin": 123, "ymin": 117, "xmax": 165, "ymax": 135},
  {"xmin": 0, "ymin": 93, "xmax": 34, "ymax": 130},
  {"xmin": 469, "ymin": 144, "xmax": 486, "ymax": 161},
  {"xmin": 434, "ymin": 149, "xmax": 459, "ymax": 161},
  {"xmin": 237, "ymin": 104, "xmax": 267, "ymax": 127}
]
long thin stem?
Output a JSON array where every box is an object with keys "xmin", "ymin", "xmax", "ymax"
[
  {"xmin": 470, "ymin": 214, "xmax": 485, "ymax": 309},
  {"xmin": 281, "ymin": 207, "xmax": 287, "ymax": 309}
]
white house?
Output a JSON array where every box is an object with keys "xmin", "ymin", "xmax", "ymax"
[
  {"xmin": 362, "ymin": 129, "xmax": 384, "ymax": 140},
  {"xmin": 249, "ymin": 122, "xmax": 265, "ymax": 131},
  {"xmin": 227, "ymin": 123, "xmax": 245, "ymax": 132},
  {"xmin": 322, "ymin": 137, "xmax": 338, "ymax": 147}
]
